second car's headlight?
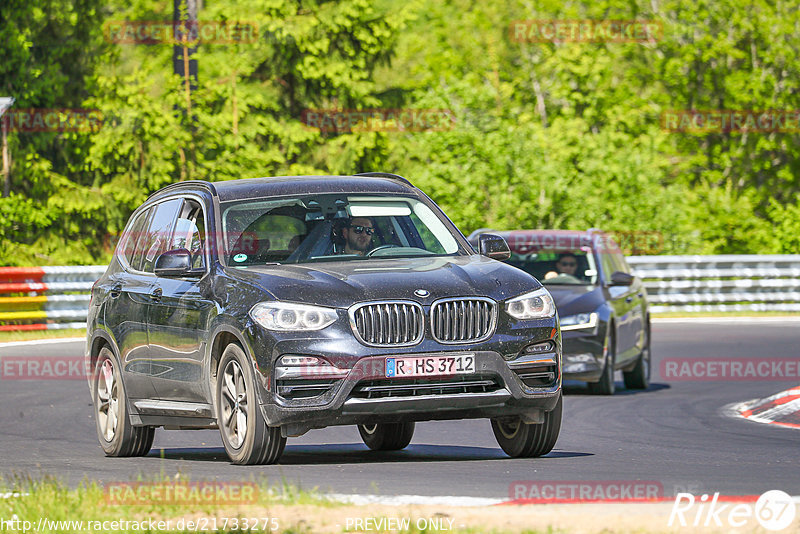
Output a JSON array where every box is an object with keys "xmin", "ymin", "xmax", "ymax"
[
  {"xmin": 505, "ymin": 288, "xmax": 556, "ymax": 320},
  {"xmin": 250, "ymin": 302, "xmax": 338, "ymax": 331},
  {"xmin": 560, "ymin": 312, "xmax": 598, "ymax": 331}
]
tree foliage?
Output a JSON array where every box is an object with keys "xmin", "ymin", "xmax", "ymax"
[{"xmin": 1, "ymin": 0, "xmax": 799, "ymax": 264}]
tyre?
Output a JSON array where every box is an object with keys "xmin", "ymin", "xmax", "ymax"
[
  {"xmin": 491, "ymin": 393, "xmax": 563, "ymax": 458},
  {"xmin": 216, "ymin": 344, "xmax": 286, "ymax": 465},
  {"xmin": 358, "ymin": 422, "xmax": 415, "ymax": 451},
  {"xmin": 92, "ymin": 346, "xmax": 154, "ymax": 457},
  {"xmin": 624, "ymin": 320, "xmax": 651, "ymax": 390},
  {"xmin": 588, "ymin": 327, "xmax": 616, "ymax": 395}
]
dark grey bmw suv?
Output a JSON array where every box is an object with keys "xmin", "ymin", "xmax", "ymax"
[{"xmin": 86, "ymin": 173, "xmax": 562, "ymax": 464}]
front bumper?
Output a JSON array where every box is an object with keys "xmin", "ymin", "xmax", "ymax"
[
  {"xmin": 561, "ymin": 331, "xmax": 604, "ymax": 381},
  {"xmin": 259, "ymin": 350, "xmax": 561, "ymax": 437}
]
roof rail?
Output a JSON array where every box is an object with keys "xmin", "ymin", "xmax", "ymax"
[
  {"xmin": 354, "ymin": 172, "xmax": 413, "ymax": 186},
  {"xmin": 146, "ymin": 180, "xmax": 218, "ymax": 200}
]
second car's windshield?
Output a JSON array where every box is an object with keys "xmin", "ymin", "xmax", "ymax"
[
  {"xmin": 220, "ymin": 194, "xmax": 463, "ymax": 265},
  {"xmin": 507, "ymin": 249, "xmax": 598, "ymax": 285}
]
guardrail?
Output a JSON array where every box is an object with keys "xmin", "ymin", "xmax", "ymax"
[
  {"xmin": 0, "ymin": 256, "xmax": 797, "ymax": 331},
  {"xmin": 0, "ymin": 266, "xmax": 104, "ymax": 331},
  {"xmin": 627, "ymin": 255, "xmax": 800, "ymax": 313}
]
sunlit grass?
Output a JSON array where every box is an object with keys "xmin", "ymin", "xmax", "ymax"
[
  {"xmin": 0, "ymin": 329, "xmax": 85, "ymax": 343},
  {"xmin": 0, "ymin": 474, "xmax": 553, "ymax": 533}
]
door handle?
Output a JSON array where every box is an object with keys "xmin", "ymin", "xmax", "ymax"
[
  {"xmin": 109, "ymin": 283, "xmax": 122, "ymax": 299},
  {"xmin": 625, "ymin": 296, "xmax": 633, "ymax": 303},
  {"xmin": 151, "ymin": 287, "xmax": 162, "ymax": 303}
]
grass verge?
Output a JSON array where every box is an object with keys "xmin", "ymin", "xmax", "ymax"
[
  {"xmin": 0, "ymin": 329, "xmax": 85, "ymax": 343},
  {"xmin": 3, "ymin": 475, "xmax": 788, "ymax": 533},
  {"xmin": 0, "ymin": 474, "xmax": 341, "ymax": 533}
]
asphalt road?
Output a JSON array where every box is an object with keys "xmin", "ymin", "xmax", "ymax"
[{"xmin": 1, "ymin": 320, "xmax": 798, "ymax": 499}]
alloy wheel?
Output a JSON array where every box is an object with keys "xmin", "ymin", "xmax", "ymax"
[{"xmin": 221, "ymin": 359, "xmax": 248, "ymax": 449}]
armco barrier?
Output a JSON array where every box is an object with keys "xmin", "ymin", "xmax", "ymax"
[
  {"xmin": 0, "ymin": 256, "xmax": 798, "ymax": 330},
  {"xmin": 627, "ymin": 255, "xmax": 800, "ymax": 313},
  {"xmin": 0, "ymin": 266, "xmax": 104, "ymax": 331}
]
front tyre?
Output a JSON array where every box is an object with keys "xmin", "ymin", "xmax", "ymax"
[
  {"xmin": 216, "ymin": 344, "xmax": 286, "ymax": 465},
  {"xmin": 491, "ymin": 394, "xmax": 563, "ymax": 458},
  {"xmin": 93, "ymin": 347, "xmax": 154, "ymax": 457},
  {"xmin": 588, "ymin": 327, "xmax": 616, "ymax": 395},
  {"xmin": 358, "ymin": 422, "xmax": 415, "ymax": 451},
  {"xmin": 624, "ymin": 321, "xmax": 651, "ymax": 390}
]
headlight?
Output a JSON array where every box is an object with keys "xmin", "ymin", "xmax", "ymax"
[
  {"xmin": 250, "ymin": 302, "xmax": 338, "ymax": 331},
  {"xmin": 560, "ymin": 312, "xmax": 598, "ymax": 331},
  {"xmin": 505, "ymin": 288, "xmax": 556, "ymax": 320}
]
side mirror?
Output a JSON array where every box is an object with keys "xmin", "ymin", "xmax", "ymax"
[
  {"xmin": 478, "ymin": 234, "xmax": 511, "ymax": 261},
  {"xmin": 609, "ymin": 271, "xmax": 634, "ymax": 286},
  {"xmin": 154, "ymin": 248, "xmax": 194, "ymax": 277}
]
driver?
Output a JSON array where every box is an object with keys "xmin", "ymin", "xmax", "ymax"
[
  {"xmin": 544, "ymin": 252, "xmax": 580, "ymax": 280},
  {"xmin": 555, "ymin": 253, "xmax": 578, "ymax": 276},
  {"xmin": 341, "ymin": 217, "xmax": 375, "ymax": 255}
]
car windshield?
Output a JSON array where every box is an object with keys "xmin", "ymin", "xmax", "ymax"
[
  {"xmin": 220, "ymin": 194, "xmax": 463, "ymax": 265},
  {"xmin": 507, "ymin": 248, "xmax": 598, "ymax": 285}
]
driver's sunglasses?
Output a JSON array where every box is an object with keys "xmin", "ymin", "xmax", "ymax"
[
  {"xmin": 558, "ymin": 261, "xmax": 577, "ymax": 267},
  {"xmin": 349, "ymin": 225, "xmax": 375, "ymax": 235}
]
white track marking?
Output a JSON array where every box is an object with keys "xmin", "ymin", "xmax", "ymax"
[
  {"xmin": 654, "ymin": 317, "xmax": 800, "ymax": 324},
  {"xmin": 0, "ymin": 337, "xmax": 85, "ymax": 348}
]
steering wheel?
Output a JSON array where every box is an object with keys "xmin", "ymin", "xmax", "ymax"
[{"xmin": 366, "ymin": 244, "xmax": 400, "ymax": 257}]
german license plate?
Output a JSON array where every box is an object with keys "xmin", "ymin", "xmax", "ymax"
[{"xmin": 385, "ymin": 354, "xmax": 475, "ymax": 378}]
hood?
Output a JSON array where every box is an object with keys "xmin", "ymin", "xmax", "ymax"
[
  {"xmin": 227, "ymin": 255, "xmax": 542, "ymax": 309},
  {"xmin": 545, "ymin": 284, "xmax": 605, "ymax": 316}
]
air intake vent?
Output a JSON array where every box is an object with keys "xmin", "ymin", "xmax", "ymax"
[
  {"xmin": 431, "ymin": 297, "xmax": 496, "ymax": 343},
  {"xmin": 350, "ymin": 301, "xmax": 424, "ymax": 347}
]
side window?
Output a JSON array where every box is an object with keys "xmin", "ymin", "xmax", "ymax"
[
  {"xmin": 140, "ymin": 199, "xmax": 183, "ymax": 273},
  {"xmin": 598, "ymin": 235, "xmax": 628, "ymax": 278},
  {"xmin": 129, "ymin": 208, "xmax": 154, "ymax": 272},
  {"xmin": 172, "ymin": 199, "xmax": 206, "ymax": 269},
  {"xmin": 119, "ymin": 208, "xmax": 150, "ymax": 269},
  {"xmin": 600, "ymin": 252, "xmax": 618, "ymax": 282},
  {"xmin": 614, "ymin": 251, "xmax": 631, "ymax": 274}
]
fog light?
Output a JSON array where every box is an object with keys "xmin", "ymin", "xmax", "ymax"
[
  {"xmin": 275, "ymin": 355, "xmax": 349, "ymax": 380},
  {"xmin": 523, "ymin": 341, "xmax": 555, "ymax": 354},
  {"xmin": 565, "ymin": 353, "xmax": 595, "ymax": 363}
]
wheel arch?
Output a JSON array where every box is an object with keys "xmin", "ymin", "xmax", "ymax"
[
  {"xmin": 206, "ymin": 322, "xmax": 266, "ymax": 408},
  {"xmin": 88, "ymin": 330, "xmax": 119, "ymax": 385}
]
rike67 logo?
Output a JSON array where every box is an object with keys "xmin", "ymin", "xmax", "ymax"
[{"xmin": 669, "ymin": 490, "xmax": 796, "ymax": 531}]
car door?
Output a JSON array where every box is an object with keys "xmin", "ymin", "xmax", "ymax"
[
  {"xmin": 102, "ymin": 206, "xmax": 157, "ymax": 400},
  {"xmin": 619, "ymin": 253, "xmax": 646, "ymax": 355},
  {"xmin": 600, "ymin": 248, "xmax": 637, "ymax": 365},
  {"xmin": 146, "ymin": 197, "xmax": 216, "ymax": 404}
]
